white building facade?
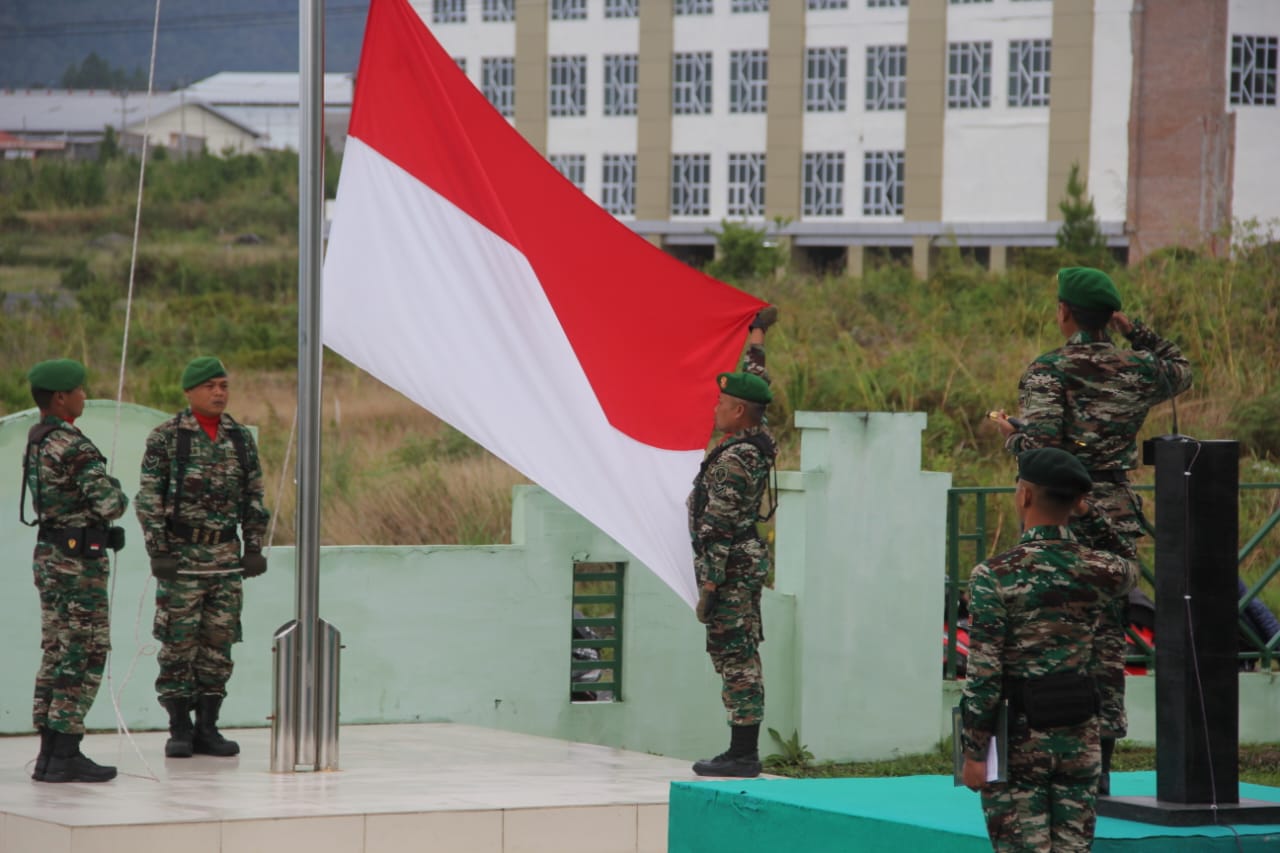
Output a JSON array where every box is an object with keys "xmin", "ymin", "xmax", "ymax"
[{"xmin": 415, "ymin": 0, "xmax": 1279, "ymax": 271}]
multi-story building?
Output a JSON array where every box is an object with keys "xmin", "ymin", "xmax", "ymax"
[{"xmin": 417, "ymin": 0, "xmax": 1278, "ymax": 273}]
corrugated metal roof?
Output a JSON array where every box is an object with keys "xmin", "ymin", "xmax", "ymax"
[
  {"xmin": 0, "ymin": 90, "xmax": 263, "ymax": 138},
  {"xmin": 182, "ymin": 72, "xmax": 355, "ymax": 107}
]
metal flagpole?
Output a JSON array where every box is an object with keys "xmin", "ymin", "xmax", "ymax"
[{"xmin": 271, "ymin": 0, "xmax": 340, "ymax": 773}]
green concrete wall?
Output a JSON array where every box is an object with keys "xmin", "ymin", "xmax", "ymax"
[{"xmin": 3, "ymin": 402, "xmax": 1275, "ymax": 764}]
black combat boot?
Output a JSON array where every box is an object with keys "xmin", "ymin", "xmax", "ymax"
[
  {"xmin": 30, "ymin": 726, "xmax": 54, "ymax": 781},
  {"xmin": 42, "ymin": 732, "xmax": 117, "ymax": 783},
  {"xmin": 163, "ymin": 699, "xmax": 195, "ymax": 758},
  {"xmin": 692, "ymin": 723, "xmax": 762, "ymax": 778},
  {"xmin": 193, "ymin": 695, "xmax": 240, "ymax": 756},
  {"xmin": 1099, "ymin": 737, "xmax": 1116, "ymax": 796}
]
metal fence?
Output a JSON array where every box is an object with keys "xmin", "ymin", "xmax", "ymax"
[
  {"xmin": 943, "ymin": 483, "xmax": 1280, "ymax": 680},
  {"xmin": 570, "ymin": 561, "xmax": 624, "ymax": 701}
]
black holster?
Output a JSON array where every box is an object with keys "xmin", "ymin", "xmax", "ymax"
[{"xmin": 1007, "ymin": 672, "xmax": 1098, "ymax": 729}]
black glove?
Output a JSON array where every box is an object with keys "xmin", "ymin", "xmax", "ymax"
[
  {"xmin": 150, "ymin": 555, "xmax": 180, "ymax": 580},
  {"xmin": 696, "ymin": 585, "xmax": 719, "ymax": 624},
  {"xmin": 749, "ymin": 305, "xmax": 778, "ymax": 332},
  {"xmin": 241, "ymin": 548, "xmax": 267, "ymax": 578}
]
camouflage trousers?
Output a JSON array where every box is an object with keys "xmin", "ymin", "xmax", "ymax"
[
  {"xmin": 31, "ymin": 546, "xmax": 110, "ymax": 734},
  {"xmin": 1071, "ymin": 480, "xmax": 1145, "ymax": 739},
  {"xmin": 154, "ymin": 574, "xmax": 243, "ymax": 702},
  {"xmin": 705, "ymin": 566, "xmax": 766, "ymax": 726},
  {"xmin": 980, "ymin": 717, "xmax": 1100, "ymax": 852}
]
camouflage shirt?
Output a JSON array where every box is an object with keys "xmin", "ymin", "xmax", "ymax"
[
  {"xmin": 135, "ymin": 409, "xmax": 269, "ymax": 573},
  {"xmin": 23, "ymin": 414, "xmax": 129, "ymax": 536},
  {"xmin": 687, "ymin": 344, "xmax": 776, "ymax": 587},
  {"xmin": 960, "ymin": 523, "xmax": 1138, "ymax": 760},
  {"xmin": 1006, "ymin": 321, "xmax": 1192, "ymax": 470}
]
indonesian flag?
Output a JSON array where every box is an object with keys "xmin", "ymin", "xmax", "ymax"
[{"xmin": 322, "ymin": 0, "xmax": 766, "ymax": 605}]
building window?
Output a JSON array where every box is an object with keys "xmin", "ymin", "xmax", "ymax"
[
  {"xmin": 863, "ymin": 150, "xmax": 904, "ymax": 216},
  {"xmin": 1009, "ymin": 39, "xmax": 1051, "ymax": 107},
  {"xmin": 550, "ymin": 154, "xmax": 586, "ymax": 190},
  {"xmin": 674, "ymin": 52, "xmax": 713, "ymax": 115},
  {"xmin": 867, "ymin": 0, "xmax": 907, "ymax": 7},
  {"xmin": 432, "ymin": 0, "xmax": 466, "ymax": 24},
  {"xmin": 551, "ymin": 0, "xmax": 587, "ymax": 21},
  {"xmin": 947, "ymin": 41, "xmax": 991, "ymax": 109},
  {"xmin": 950, "ymin": 0, "xmax": 991, "ymax": 4},
  {"xmin": 550, "ymin": 55, "xmax": 587, "ymax": 117},
  {"xmin": 604, "ymin": 0, "xmax": 638, "ymax": 17},
  {"xmin": 453, "ymin": 57, "xmax": 467, "ymax": 74},
  {"xmin": 807, "ymin": 0, "xmax": 849, "ymax": 8},
  {"xmin": 806, "ymin": 47, "xmax": 847, "ymax": 112},
  {"xmin": 482, "ymin": 57, "xmax": 515, "ymax": 117},
  {"xmin": 866, "ymin": 45, "xmax": 907, "ymax": 110},
  {"xmin": 1231, "ymin": 35, "xmax": 1278, "ymax": 106},
  {"xmin": 602, "ymin": 154, "xmax": 636, "ymax": 216},
  {"xmin": 803, "ymin": 152, "xmax": 844, "ymax": 216},
  {"xmin": 571, "ymin": 562, "xmax": 624, "ymax": 703},
  {"xmin": 731, "ymin": 50, "xmax": 769, "ymax": 114},
  {"xmin": 732, "ymin": 0, "xmax": 769, "ymax": 10},
  {"xmin": 676, "ymin": 0, "xmax": 714, "ymax": 14},
  {"xmin": 671, "ymin": 154, "xmax": 711, "ymax": 216},
  {"xmin": 482, "ymin": 0, "xmax": 514, "ymax": 21},
  {"xmin": 727, "ymin": 153, "xmax": 766, "ymax": 216},
  {"xmin": 604, "ymin": 54, "xmax": 639, "ymax": 116}
]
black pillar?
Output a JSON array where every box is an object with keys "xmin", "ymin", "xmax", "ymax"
[{"xmin": 1152, "ymin": 438, "xmax": 1239, "ymax": 804}]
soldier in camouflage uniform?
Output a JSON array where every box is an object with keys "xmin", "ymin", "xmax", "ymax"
[
  {"xmin": 961, "ymin": 449, "xmax": 1139, "ymax": 852},
  {"xmin": 688, "ymin": 308, "xmax": 778, "ymax": 778},
  {"xmin": 991, "ymin": 266, "xmax": 1191, "ymax": 793},
  {"xmin": 22, "ymin": 359, "xmax": 129, "ymax": 783},
  {"xmin": 135, "ymin": 357, "xmax": 269, "ymax": 759}
]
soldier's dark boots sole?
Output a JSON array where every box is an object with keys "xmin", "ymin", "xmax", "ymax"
[
  {"xmin": 692, "ymin": 756, "xmax": 762, "ymax": 778},
  {"xmin": 42, "ymin": 755, "xmax": 117, "ymax": 783},
  {"xmin": 193, "ymin": 733, "xmax": 240, "ymax": 757},
  {"xmin": 165, "ymin": 735, "xmax": 194, "ymax": 758}
]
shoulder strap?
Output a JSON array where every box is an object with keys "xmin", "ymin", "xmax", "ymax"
[
  {"xmin": 694, "ymin": 433, "xmax": 779, "ymax": 522},
  {"xmin": 170, "ymin": 415, "xmax": 252, "ymax": 521},
  {"xmin": 19, "ymin": 422, "xmax": 66, "ymax": 527},
  {"xmin": 169, "ymin": 414, "xmax": 189, "ymax": 521}
]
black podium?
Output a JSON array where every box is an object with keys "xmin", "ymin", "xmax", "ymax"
[{"xmin": 1098, "ymin": 438, "xmax": 1280, "ymax": 826}]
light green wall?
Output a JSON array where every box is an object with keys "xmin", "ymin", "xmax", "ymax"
[{"xmin": 3, "ymin": 402, "xmax": 1276, "ymax": 762}]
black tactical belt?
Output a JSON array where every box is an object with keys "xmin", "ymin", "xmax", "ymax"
[
  {"xmin": 1089, "ymin": 469, "xmax": 1130, "ymax": 484},
  {"xmin": 38, "ymin": 524, "xmax": 109, "ymax": 541},
  {"xmin": 167, "ymin": 520, "xmax": 239, "ymax": 545}
]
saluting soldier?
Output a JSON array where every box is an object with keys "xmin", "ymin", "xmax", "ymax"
[
  {"xmin": 688, "ymin": 307, "xmax": 778, "ymax": 778},
  {"xmin": 22, "ymin": 359, "xmax": 128, "ymax": 783},
  {"xmin": 135, "ymin": 357, "xmax": 269, "ymax": 759},
  {"xmin": 961, "ymin": 449, "xmax": 1139, "ymax": 851},
  {"xmin": 990, "ymin": 266, "xmax": 1192, "ymax": 793}
]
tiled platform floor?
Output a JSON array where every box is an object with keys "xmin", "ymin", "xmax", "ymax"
[{"xmin": 0, "ymin": 723, "xmax": 689, "ymax": 853}]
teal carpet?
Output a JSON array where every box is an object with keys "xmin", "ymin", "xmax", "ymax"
[{"xmin": 668, "ymin": 773, "xmax": 1280, "ymax": 853}]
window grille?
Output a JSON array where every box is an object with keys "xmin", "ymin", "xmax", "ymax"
[
  {"xmin": 803, "ymin": 152, "xmax": 844, "ymax": 216},
  {"xmin": 604, "ymin": 0, "xmax": 638, "ymax": 17},
  {"xmin": 863, "ymin": 150, "xmax": 904, "ymax": 216},
  {"xmin": 1231, "ymin": 35, "xmax": 1278, "ymax": 106},
  {"xmin": 732, "ymin": 0, "xmax": 769, "ymax": 11},
  {"xmin": 727, "ymin": 153, "xmax": 766, "ymax": 216},
  {"xmin": 676, "ymin": 0, "xmax": 715, "ymax": 14},
  {"xmin": 432, "ymin": 0, "xmax": 466, "ymax": 24},
  {"xmin": 550, "ymin": 154, "xmax": 586, "ymax": 191},
  {"xmin": 551, "ymin": 0, "xmax": 587, "ymax": 21},
  {"xmin": 867, "ymin": 0, "xmax": 906, "ymax": 7},
  {"xmin": 550, "ymin": 55, "xmax": 587, "ymax": 117},
  {"xmin": 805, "ymin": 47, "xmax": 848, "ymax": 112},
  {"xmin": 671, "ymin": 154, "xmax": 712, "ymax": 216},
  {"xmin": 947, "ymin": 41, "xmax": 991, "ymax": 109},
  {"xmin": 866, "ymin": 45, "xmax": 907, "ymax": 110},
  {"xmin": 604, "ymin": 54, "xmax": 639, "ymax": 116},
  {"xmin": 602, "ymin": 154, "xmax": 636, "ymax": 215},
  {"xmin": 1008, "ymin": 39, "xmax": 1051, "ymax": 107},
  {"xmin": 453, "ymin": 57, "xmax": 467, "ymax": 74},
  {"xmin": 807, "ymin": 0, "xmax": 849, "ymax": 8},
  {"xmin": 482, "ymin": 0, "xmax": 514, "ymax": 22},
  {"xmin": 673, "ymin": 52, "xmax": 714, "ymax": 115},
  {"xmin": 571, "ymin": 562, "xmax": 624, "ymax": 702},
  {"xmin": 482, "ymin": 57, "xmax": 515, "ymax": 117},
  {"xmin": 731, "ymin": 49, "xmax": 769, "ymax": 114}
]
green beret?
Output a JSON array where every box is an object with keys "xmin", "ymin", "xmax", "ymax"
[
  {"xmin": 1017, "ymin": 448, "xmax": 1092, "ymax": 494},
  {"xmin": 717, "ymin": 371, "xmax": 772, "ymax": 405},
  {"xmin": 1057, "ymin": 267, "xmax": 1121, "ymax": 311},
  {"xmin": 28, "ymin": 358, "xmax": 86, "ymax": 392},
  {"xmin": 181, "ymin": 356, "xmax": 227, "ymax": 390}
]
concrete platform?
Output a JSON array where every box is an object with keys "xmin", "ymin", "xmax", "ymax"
[{"xmin": 0, "ymin": 723, "xmax": 687, "ymax": 853}]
